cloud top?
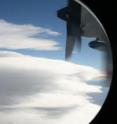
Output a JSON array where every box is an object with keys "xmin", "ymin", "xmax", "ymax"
[{"xmin": 0, "ymin": 51, "xmax": 109, "ymax": 124}]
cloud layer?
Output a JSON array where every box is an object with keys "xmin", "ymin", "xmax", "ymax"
[
  {"xmin": 0, "ymin": 51, "xmax": 109, "ymax": 124},
  {"xmin": 0, "ymin": 19, "xmax": 61, "ymax": 51}
]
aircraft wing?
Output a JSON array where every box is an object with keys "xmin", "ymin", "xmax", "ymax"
[
  {"xmin": 81, "ymin": 6, "xmax": 108, "ymax": 42},
  {"xmin": 74, "ymin": 0, "xmax": 108, "ymax": 42}
]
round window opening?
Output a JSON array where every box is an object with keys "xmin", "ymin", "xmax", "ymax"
[{"xmin": 0, "ymin": 0, "xmax": 113, "ymax": 124}]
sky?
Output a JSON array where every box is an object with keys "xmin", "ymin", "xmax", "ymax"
[
  {"xmin": 0, "ymin": 0, "xmax": 111, "ymax": 124},
  {"xmin": 0, "ymin": 0, "xmax": 106, "ymax": 70}
]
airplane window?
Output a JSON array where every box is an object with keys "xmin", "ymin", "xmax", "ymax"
[{"xmin": 0, "ymin": 0, "xmax": 112, "ymax": 124}]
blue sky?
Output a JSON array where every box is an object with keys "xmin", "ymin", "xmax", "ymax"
[{"xmin": 0, "ymin": 0, "xmax": 105, "ymax": 70}]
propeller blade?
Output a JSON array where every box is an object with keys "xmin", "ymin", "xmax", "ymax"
[
  {"xmin": 65, "ymin": 21, "xmax": 75, "ymax": 60},
  {"xmin": 66, "ymin": 0, "xmax": 81, "ymax": 59},
  {"xmin": 73, "ymin": 23, "xmax": 81, "ymax": 52}
]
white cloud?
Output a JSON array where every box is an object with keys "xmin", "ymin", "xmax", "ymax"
[
  {"xmin": 0, "ymin": 51, "xmax": 24, "ymax": 57},
  {"xmin": 0, "ymin": 51, "xmax": 109, "ymax": 124},
  {"xmin": 0, "ymin": 19, "xmax": 61, "ymax": 50}
]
